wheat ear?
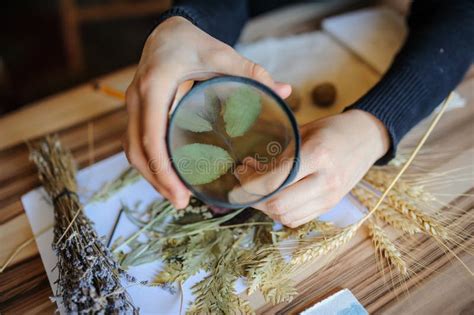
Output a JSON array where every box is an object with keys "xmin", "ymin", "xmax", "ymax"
[
  {"xmin": 290, "ymin": 225, "xmax": 358, "ymax": 265},
  {"xmin": 351, "ymin": 186, "xmax": 422, "ymax": 235},
  {"xmin": 375, "ymin": 205, "xmax": 422, "ymax": 235},
  {"xmin": 387, "ymin": 193, "xmax": 448, "ymax": 238},
  {"xmin": 367, "ymin": 220, "xmax": 408, "ymax": 275}
]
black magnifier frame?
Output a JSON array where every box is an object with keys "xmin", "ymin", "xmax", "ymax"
[{"xmin": 166, "ymin": 75, "xmax": 301, "ymax": 209}]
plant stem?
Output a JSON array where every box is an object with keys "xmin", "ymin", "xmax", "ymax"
[
  {"xmin": 212, "ymin": 129, "xmax": 240, "ymax": 163},
  {"xmin": 113, "ymin": 203, "xmax": 173, "ymax": 253}
]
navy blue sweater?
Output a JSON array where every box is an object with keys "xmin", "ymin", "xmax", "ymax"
[{"xmin": 158, "ymin": 0, "xmax": 474, "ymax": 164}]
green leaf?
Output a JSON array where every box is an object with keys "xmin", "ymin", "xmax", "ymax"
[
  {"xmin": 223, "ymin": 87, "xmax": 261, "ymax": 137},
  {"xmin": 173, "ymin": 143, "xmax": 233, "ymax": 185},
  {"xmin": 174, "ymin": 110, "xmax": 213, "ymax": 133}
]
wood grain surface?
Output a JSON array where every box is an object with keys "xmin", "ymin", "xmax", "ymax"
[{"xmin": 1, "ymin": 2, "xmax": 473, "ymax": 314}]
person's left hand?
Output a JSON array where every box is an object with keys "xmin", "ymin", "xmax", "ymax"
[{"xmin": 248, "ymin": 109, "xmax": 390, "ymax": 228}]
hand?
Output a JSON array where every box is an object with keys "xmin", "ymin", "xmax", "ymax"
[
  {"xmin": 249, "ymin": 109, "xmax": 390, "ymax": 228},
  {"xmin": 124, "ymin": 16, "xmax": 291, "ymax": 208}
]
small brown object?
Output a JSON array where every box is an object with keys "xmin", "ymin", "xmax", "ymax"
[
  {"xmin": 286, "ymin": 88, "xmax": 301, "ymax": 112},
  {"xmin": 312, "ymin": 82, "xmax": 337, "ymax": 107}
]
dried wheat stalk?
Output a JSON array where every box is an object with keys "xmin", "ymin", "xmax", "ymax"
[
  {"xmin": 375, "ymin": 205, "xmax": 422, "ymax": 235},
  {"xmin": 367, "ymin": 219, "xmax": 408, "ymax": 275},
  {"xmin": 273, "ymin": 220, "xmax": 337, "ymax": 240},
  {"xmin": 386, "ymin": 193, "xmax": 449, "ymax": 238},
  {"xmin": 351, "ymin": 186, "xmax": 422, "ymax": 235},
  {"xmin": 364, "ymin": 169, "xmax": 436, "ymax": 203},
  {"xmin": 290, "ymin": 224, "xmax": 358, "ymax": 265}
]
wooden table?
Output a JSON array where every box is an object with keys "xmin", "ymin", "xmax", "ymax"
[{"xmin": 1, "ymin": 3, "xmax": 473, "ymax": 314}]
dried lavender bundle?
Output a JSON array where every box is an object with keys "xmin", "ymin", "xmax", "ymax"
[{"xmin": 30, "ymin": 136, "xmax": 138, "ymax": 314}]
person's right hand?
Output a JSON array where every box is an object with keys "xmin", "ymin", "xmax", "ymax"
[{"xmin": 124, "ymin": 16, "xmax": 291, "ymax": 209}]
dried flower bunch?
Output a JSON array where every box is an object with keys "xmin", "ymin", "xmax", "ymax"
[{"xmin": 30, "ymin": 137, "xmax": 138, "ymax": 314}]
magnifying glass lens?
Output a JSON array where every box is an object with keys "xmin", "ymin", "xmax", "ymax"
[{"xmin": 167, "ymin": 77, "xmax": 299, "ymax": 208}]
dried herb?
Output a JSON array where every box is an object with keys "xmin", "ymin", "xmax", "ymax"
[
  {"xmin": 187, "ymin": 231, "xmax": 254, "ymax": 315},
  {"xmin": 114, "ymin": 199, "xmax": 300, "ymax": 313},
  {"xmin": 30, "ymin": 136, "xmax": 138, "ymax": 314},
  {"xmin": 89, "ymin": 167, "xmax": 141, "ymax": 203}
]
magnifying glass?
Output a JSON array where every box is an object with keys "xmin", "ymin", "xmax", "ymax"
[{"xmin": 167, "ymin": 76, "xmax": 300, "ymax": 209}]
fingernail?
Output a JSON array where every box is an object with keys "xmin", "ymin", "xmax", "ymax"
[
  {"xmin": 174, "ymin": 196, "xmax": 190, "ymax": 209},
  {"xmin": 275, "ymin": 82, "xmax": 292, "ymax": 98}
]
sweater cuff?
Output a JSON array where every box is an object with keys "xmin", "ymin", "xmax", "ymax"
[
  {"xmin": 156, "ymin": 6, "xmax": 207, "ymax": 31},
  {"xmin": 346, "ymin": 65, "xmax": 430, "ymax": 165}
]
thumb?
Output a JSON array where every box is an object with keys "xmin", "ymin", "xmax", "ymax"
[
  {"xmin": 210, "ymin": 49, "xmax": 291, "ymax": 99},
  {"xmin": 274, "ymin": 82, "xmax": 292, "ymax": 99}
]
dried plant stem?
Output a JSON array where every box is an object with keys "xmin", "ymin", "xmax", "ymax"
[
  {"xmin": 0, "ymin": 224, "xmax": 54, "ymax": 273},
  {"xmin": 367, "ymin": 220, "xmax": 408, "ymax": 275},
  {"xmin": 1, "ymin": 238, "xmax": 33, "ymax": 272}
]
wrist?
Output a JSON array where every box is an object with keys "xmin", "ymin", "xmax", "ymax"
[{"xmin": 344, "ymin": 109, "xmax": 390, "ymax": 161}]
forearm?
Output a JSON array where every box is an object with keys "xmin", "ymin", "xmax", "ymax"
[{"xmin": 350, "ymin": 0, "xmax": 474, "ymax": 164}]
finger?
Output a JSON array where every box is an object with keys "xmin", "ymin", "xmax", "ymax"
[
  {"xmin": 209, "ymin": 49, "xmax": 291, "ymax": 99},
  {"xmin": 235, "ymin": 159, "xmax": 288, "ymax": 196},
  {"xmin": 235, "ymin": 141, "xmax": 297, "ymax": 196},
  {"xmin": 275, "ymin": 82, "xmax": 292, "ymax": 99},
  {"xmin": 255, "ymin": 171, "xmax": 341, "ymax": 217},
  {"xmin": 289, "ymin": 137, "xmax": 330, "ymax": 183},
  {"xmin": 285, "ymin": 213, "xmax": 320, "ymax": 229},
  {"xmin": 140, "ymin": 75, "xmax": 191, "ymax": 208},
  {"xmin": 228, "ymin": 185, "xmax": 260, "ymax": 204},
  {"xmin": 170, "ymin": 80, "xmax": 194, "ymax": 111},
  {"xmin": 253, "ymin": 175, "xmax": 320, "ymax": 216},
  {"xmin": 242, "ymin": 156, "xmax": 260, "ymax": 169},
  {"xmin": 124, "ymin": 87, "xmax": 174, "ymax": 200},
  {"xmin": 276, "ymin": 200, "xmax": 330, "ymax": 228}
]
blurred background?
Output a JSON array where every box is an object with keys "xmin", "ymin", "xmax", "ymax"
[
  {"xmin": 1, "ymin": 0, "xmax": 409, "ymax": 115},
  {"xmin": 0, "ymin": 0, "xmax": 171, "ymax": 114}
]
